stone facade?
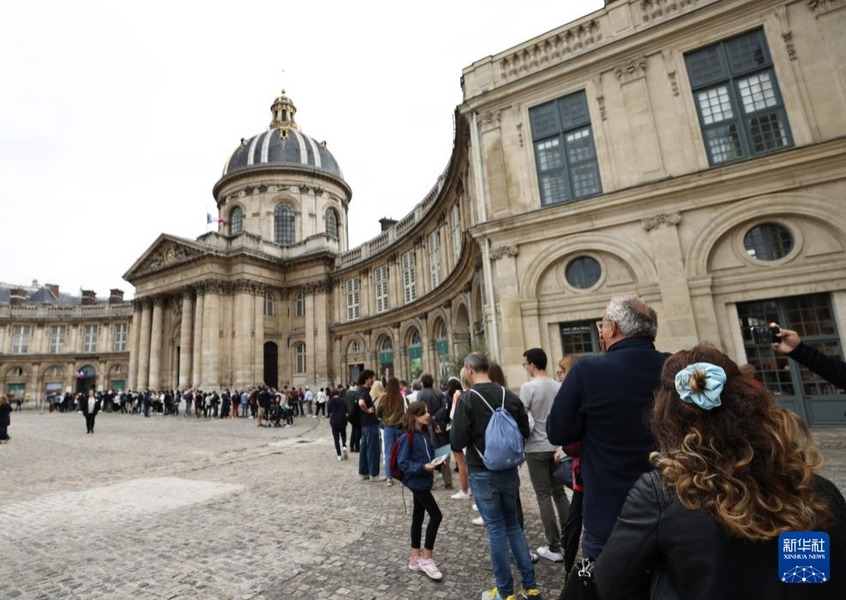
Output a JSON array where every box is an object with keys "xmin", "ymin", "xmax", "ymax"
[
  {"xmin": 5, "ymin": 0, "xmax": 846, "ymax": 424},
  {"xmin": 0, "ymin": 284, "xmax": 131, "ymax": 402}
]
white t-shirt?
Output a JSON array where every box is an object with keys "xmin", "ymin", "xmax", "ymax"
[{"xmin": 519, "ymin": 376, "xmax": 561, "ymax": 453}]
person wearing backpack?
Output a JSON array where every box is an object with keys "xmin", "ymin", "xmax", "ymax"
[
  {"xmin": 417, "ymin": 373, "xmax": 452, "ymax": 490},
  {"xmin": 397, "ymin": 400, "xmax": 444, "ymax": 581},
  {"xmin": 450, "ymin": 352, "xmax": 542, "ymax": 600}
]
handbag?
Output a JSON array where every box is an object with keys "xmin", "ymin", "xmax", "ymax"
[
  {"xmin": 553, "ymin": 456, "xmax": 574, "ymax": 489},
  {"xmin": 558, "ymin": 558, "xmax": 599, "ymax": 600}
]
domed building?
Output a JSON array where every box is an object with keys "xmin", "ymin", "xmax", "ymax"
[
  {"xmin": 11, "ymin": 0, "xmax": 842, "ymax": 426},
  {"xmin": 123, "ymin": 90, "xmax": 478, "ymax": 391}
]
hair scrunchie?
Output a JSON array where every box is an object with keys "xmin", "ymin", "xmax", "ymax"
[{"xmin": 674, "ymin": 362, "xmax": 726, "ymax": 410}]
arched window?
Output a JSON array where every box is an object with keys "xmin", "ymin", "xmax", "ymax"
[
  {"xmin": 274, "ymin": 203, "xmax": 295, "ymax": 245},
  {"xmin": 325, "ymin": 208, "xmax": 339, "ymax": 240},
  {"xmin": 295, "ymin": 342, "xmax": 306, "ymax": 374},
  {"xmin": 229, "ymin": 206, "xmax": 243, "ymax": 236},
  {"xmin": 407, "ymin": 328, "xmax": 423, "ymax": 379},
  {"xmin": 565, "ymin": 256, "xmax": 602, "ymax": 289}
]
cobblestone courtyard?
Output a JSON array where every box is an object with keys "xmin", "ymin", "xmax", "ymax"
[{"xmin": 2, "ymin": 409, "xmax": 845, "ymax": 599}]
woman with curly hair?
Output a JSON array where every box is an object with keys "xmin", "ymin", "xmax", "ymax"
[{"xmin": 595, "ymin": 343, "xmax": 846, "ymax": 599}]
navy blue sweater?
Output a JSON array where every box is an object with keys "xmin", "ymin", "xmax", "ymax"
[{"xmin": 397, "ymin": 429, "xmax": 435, "ymax": 492}]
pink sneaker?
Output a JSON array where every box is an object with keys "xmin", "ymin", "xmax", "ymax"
[
  {"xmin": 408, "ymin": 556, "xmax": 422, "ymax": 572},
  {"xmin": 417, "ymin": 557, "xmax": 443, "ymax": 580}
]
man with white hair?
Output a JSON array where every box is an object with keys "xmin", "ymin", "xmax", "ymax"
[{"xmin": 547, "ymin": 295, "xmax": 668, "ymax": 561}]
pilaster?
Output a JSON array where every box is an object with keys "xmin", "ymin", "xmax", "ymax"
[{"xmin": 178, "ymin": 291, "xmax": 194, "ymax": 389}]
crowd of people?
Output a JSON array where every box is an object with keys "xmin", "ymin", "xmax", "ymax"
[
  {"xmin": 331, "ymin": 295, "xmax": 846, "ymax": 600},
  {"xmin": 10, "ymin": 293, "xmax": 846, "ymax": 598}
]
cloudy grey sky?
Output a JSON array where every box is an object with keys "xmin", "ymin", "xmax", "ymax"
[{"xmin": 1, "ymin": 0, "xmax": 603, "ymax": 299}]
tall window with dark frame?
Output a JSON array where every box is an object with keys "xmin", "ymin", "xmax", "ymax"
[
  {"xmin": 529, "ymin": 90, "xmax": 601, "ymax": 206},
  {"xmin": 685, "ymin": 28, "xmax": 792, "ymax": 166},
  {"xmin": 229, "ymin": 206, "xmax": 244, "ymax": 236},
  {"xmin": 274, "ymin": 203, "xmax": 296, "ymax": 245},
  {"xmin": 295, "ymin": 290, "xmax": 305, "ymax": 318},
  {"xmin": 325, "ymin": 208, "xmax": 339, "ymax": 240},
  {"xmin": 374, "ymin": 265, "xmax": 389, "ymax": 313}
]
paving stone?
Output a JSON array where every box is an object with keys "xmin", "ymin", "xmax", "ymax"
[{"xmin": 1, "ymin": 411, "xmax": 844, "ymax": 599}]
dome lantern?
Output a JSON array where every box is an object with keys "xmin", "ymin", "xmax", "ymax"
[{"xmin": 269, "ymin": 90, "xmax": 298, "ymax": 131}]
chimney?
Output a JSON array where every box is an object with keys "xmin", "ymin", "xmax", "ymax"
[
  {"xmin": 81, "ymin": 290, "xmax": 97, "ymax": 305},
  {"xmin": 46, "ymin": 283, "xmax": 60, "ymax": 298},
  {"xmin": 379, "ymin": 217, "xmax": 398, "ymax": 232},
  {"xmin": 109, "ymin": 289, "xmax": 125, "ymax": 304},
  {"xmin": 10, "ymin": 288, "xmax": 26, "ymax": 306}
]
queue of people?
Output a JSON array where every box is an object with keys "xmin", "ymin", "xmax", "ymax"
[{"xmin": 335, "ymin": 293, "xmax": 846, "ymax": 600}]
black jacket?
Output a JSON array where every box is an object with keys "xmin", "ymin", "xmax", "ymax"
[
  {"xmin": 789, "ymin": 342, "xmax": 846, "ymax": 390},
  {"xmin": 596, "ymin": 472, "xmax": 846, "ymax": 600}
]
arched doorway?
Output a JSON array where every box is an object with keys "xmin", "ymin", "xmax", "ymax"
[
  {"xmin": 263, "ymin": 342, "xmax": 279, "ymax": 388},
  {"xmin": 76, "ymin": 365, "xmax": 97, "ymax": 393}
]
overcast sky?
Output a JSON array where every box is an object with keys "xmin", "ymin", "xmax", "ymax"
[{"xmin": 1, "ymin": 0, "xmax": 604, "ymax": 299}]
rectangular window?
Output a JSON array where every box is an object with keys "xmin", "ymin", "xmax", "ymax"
[
  {"xmin": 49, "ymin": 325, "xmax": 66, "ymax": 353},
  {"xmin": 429, "ymin": 231, "xmax": 441, "ymax": 289},
  {"xmin": 402, "ymin": 250, "xmax": 417, "ymax": 303},
  {"xmin": 83, "ymin": 324, "xmax": 98, "ymax": 353},
  {"xmin": 685, "ymin": 28, "xmax": 792, "ymax": 165},
  {"xmin": 11, "ymin": 325, "xmax": 31, "ymax": 354},
  {"xmin": 374, "ymin": 264, "xmax": 389, "ymax": 313},
  {"xmin": 530, "ymin": 90, "xmax": 601, "ymax": 206},
  {"xmin": 451, "ymin": 205, "xmax": 462, "ymax": 266},
  {"xmin": 295, "ymin": 291, "xmax": 305, "ymax": 318},
  {"xmin": 264, "ymin": 292, "xmax": 275, "ymax": 317},
  {"xmin": 295, "ymin": 343, "xmax": 306, "ymax": 374},
  {"xmin": 346, "ymin": 278, "xmax": 360, "ymax": 321},
  {"xmin": 560, "ymin": 320, "xmax": 601, "ymax": 356},
  {"xmin": 113, "ymin": 323, "xmax": 128, "ymax": 352}
]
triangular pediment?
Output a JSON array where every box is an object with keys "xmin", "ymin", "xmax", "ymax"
[{"xmin": 123, "ymin": 234, "xmax": 212, "ymax": 282}]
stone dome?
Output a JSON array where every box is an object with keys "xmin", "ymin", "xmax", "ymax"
[{"xmin": 222, "ymin": 90, "xmax": 344, "ymax": 181}]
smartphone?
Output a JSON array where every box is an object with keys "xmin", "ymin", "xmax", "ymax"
[{"xmin": 750, "ymin": 325, "xmax": 781, "ymax": 345}]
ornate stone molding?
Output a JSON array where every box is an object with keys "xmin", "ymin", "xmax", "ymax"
[
  {"xmin": 640, "ymin": 0, "xmax": 701, "ymax": 24},
  {"xmin": 302, "ymin": 280, "xmax": 331, "ymax": 294},
  {"xmin": 782, "ymin": 32, "xmax": 797, "ymax": 60},
  {"xmin": 668, "ymin": 71, "xmax": 680, "ymax": 96},
  {"xmin": 808, "ymin": 0, "xmax": 846, "ymax": 15},
  {"xmin": 615, "ymin": 57, "xmax": 648, "ymax": 83},
  {"xmin": 499, "ymin": 19, "xmax": 601, "ymax": 81},
  {"xmin": 642, "ymin": 212, "xmax": 682, "ymax": 231},
  {"xmin": 490, "ymin": 245, "xmax": 519, "ymax": 260},
  {"xmin": 596, "ymin": 95, "xmax": 607, "ymax": 121}
]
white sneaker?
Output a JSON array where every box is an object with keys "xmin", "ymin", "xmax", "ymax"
[
  {"xmin": 337, "ymin": 455, "xmax": 343, "ymax": 461},
  {"xmin": 537, "ymin": 546, "xmax": 564, "ymax": 562},
  {"xmin": 450, "ymin": 489, "xmax": 472, "ymax": 500},
  {"xmin": 342, "ymin": 448, "xmax": 348, "ymax": 460},
  {"xmin": 417, "ymin": 557, "xmax": 443, "ymax": 581},
  {"xmin": 472, "ymin": 516, "xmax": 484, "ymax": 526},
  {"xmin": 472, "ymin": 503, "xmax": 479, "ymax": 511}
]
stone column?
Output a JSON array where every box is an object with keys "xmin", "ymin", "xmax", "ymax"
[
  {"xmin": 253, "ymin": 288, "xmax": 264, "ymax": 386},
  {"xmin": 136, "ymin": 299, "xmax": 153, "ymax": 390},
  {"xmin": 148, "ymin": 298, "xmax": 164, "ymax": 390},
  {"xmin": 178, "ymin": 290, "xmax": 194, "ymax": 389},
  {"xmin": 642, "ymin": 213, "xmax": 699, "ymax": 349},
  {"xmin": 191, "ymin": 288, "xmax": 205, "ymax": 389},
  {"xmin": 311, "ymin": 283, "xmax": 330, "ymax": 386},
  {"xmin": 490, "ymin": 245, "xmax": 525, "ymax": 384},
  {"xmin": 127, "ymin": 302, "xmax": 141, "ymax": 390},
  {"xmin": 232, "ymin": 282, "xmax": 254, "ymax": 389},
  {"xmin": 201, "ymin": 284, "xmax": 221, "ymax": 389}
]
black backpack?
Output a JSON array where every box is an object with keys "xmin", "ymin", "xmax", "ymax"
[{"xmin": 346, "ymin": 389, "xmax": 361, "ymax": 426}]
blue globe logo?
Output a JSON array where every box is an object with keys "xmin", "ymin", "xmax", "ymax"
[{"xmin": 781, "ymin": 566, "xmax": 828, "ymax": 583}]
